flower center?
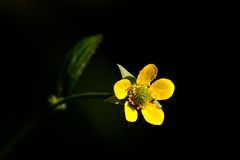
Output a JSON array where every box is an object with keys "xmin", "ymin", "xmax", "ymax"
[{"xmin": 128, "ymin": 84, "xmax": 152, "ymax": 109}]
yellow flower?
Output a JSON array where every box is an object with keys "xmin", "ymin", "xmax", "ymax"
[{"xmin": 113, "ymin": 64, "xmax": 175, "ymax": 125}]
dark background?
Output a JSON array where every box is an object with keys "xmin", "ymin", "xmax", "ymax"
[{"xmin": 0, "ymin": 0, "xmax": 214, "ymax": 159}]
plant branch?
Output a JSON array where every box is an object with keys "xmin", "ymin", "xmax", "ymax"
[
  {"xmin": 54, "ymin": 92, "xmax": 113, "ymax": 106},
  {"xmin": 0, "ymin": 92, "xmax": 113, "ymax": 160}
]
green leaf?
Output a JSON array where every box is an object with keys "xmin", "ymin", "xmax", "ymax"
[
  {"xmin": 57, "ymin": 34, "xmax": 103, "ymax": 96},
  {"xmin": 104, "ymin": 95, "xmax": 124, "ymax": 105},
  {"xmin": 154, "ymin": 100, "xmax": 162, "ymax": 108},
  {"xmin": 117, "ymin": 64, "xmax": 134, "ymax": 78},
  {"xmin": 116, "ymin": 64, "xmax": 136, "ymax": 84}
]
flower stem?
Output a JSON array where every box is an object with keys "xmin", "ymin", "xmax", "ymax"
[
  {"xmin": 0, "ymin": 92, "xmax": 112, "ymax": 160},
  {"xmin": 54, "ymin": 92, "xmax": 113, "ymax": 106}
]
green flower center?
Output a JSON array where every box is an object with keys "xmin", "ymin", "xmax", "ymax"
[{"xmin": 128, "ymin": 84, "xmax": 152, "ymax": 108}]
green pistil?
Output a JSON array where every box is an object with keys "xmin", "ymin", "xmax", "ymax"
[{"xmin": 128, "ymin": 85, "xmax": 152, "ymax": 108}]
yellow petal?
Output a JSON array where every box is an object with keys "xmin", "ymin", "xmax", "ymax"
[
  {"xmin": 113, "ymin": 79, "xmax": 131, "ymax": 99},
  {"xmin": 137, "ymin": 64, "xmax": 158, "ymax": 85},
  {"xmin": 141, "ymin": 103, "xmax": 164, "ymax": 125},
  {"xmin": 124, "ymin": 101, "xmax": 138, "ymax": 122},
  {"xmin": 149, "ymin": 78, "xmax": 175, "ymax": 100}
]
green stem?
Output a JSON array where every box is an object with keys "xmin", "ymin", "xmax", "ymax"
[
  {"xmin": 0, "ymin": 92, "xmax": 113, "ymax": 160},
  {"xmin": 54, "ymin": 92, "xmax": 113, "ymax": 106}
]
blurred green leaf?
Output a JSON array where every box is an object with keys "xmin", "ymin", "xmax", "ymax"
[
  {"xmin": 48, "ymin": 95, "xmax": 66, "ymax": 110},
  {"xmin": 55, "ymin": 103, "xmax": 67, "ymax": 110},
  {"xmin": 57, "ymin": 34, "xmax": 103, "ymax": 96},
  {"xmin": 116, "ymin": 64, "xmax": 136, "ymax": 84}
]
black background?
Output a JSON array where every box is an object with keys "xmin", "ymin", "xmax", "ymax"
[{"xmin": 1, "ymin": 0, "xmax": 227, "ymax": 159}]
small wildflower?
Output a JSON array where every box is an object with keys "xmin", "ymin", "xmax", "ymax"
[{"xmin": 113, "ymin": 64, "xmax": 175, "ymax": 125}]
